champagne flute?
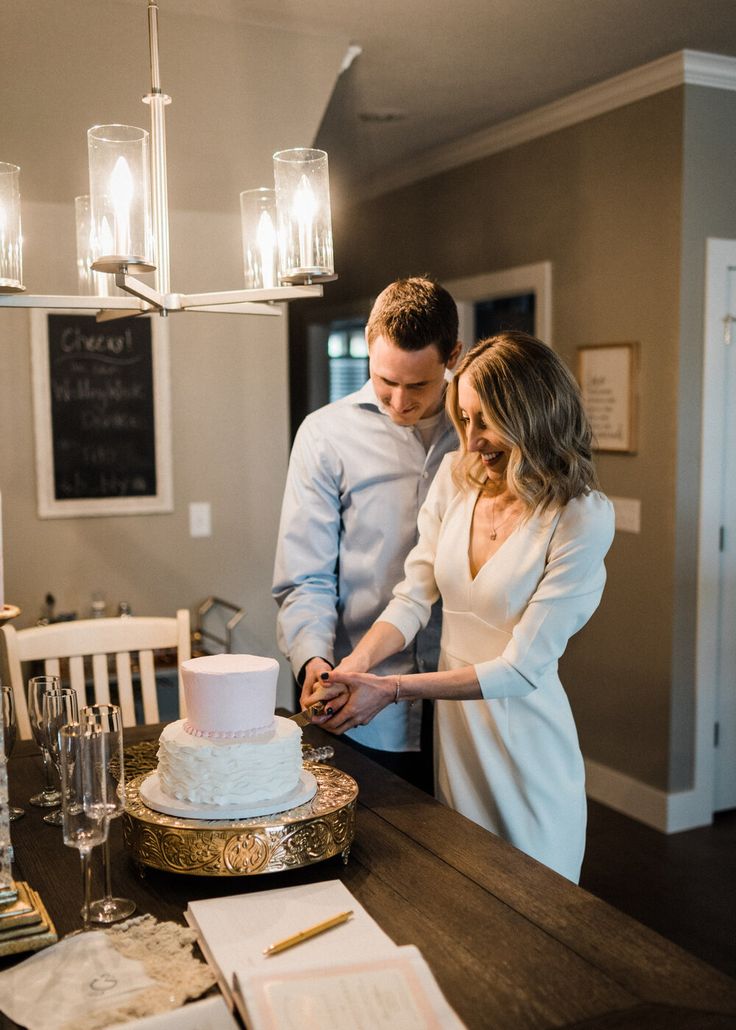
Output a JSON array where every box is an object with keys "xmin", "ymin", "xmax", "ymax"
[
  {"xmin": 81, "ymin": 704, "xmax": 135, "ymax": 923},
  {"xmin": 59, "ymin": 723, "xmax": 108, "ymax": 933},
  {"xmin": 0, "ymin": 687, "xmax": 24, "ymax": 820},
  {"xmin": 27, "ymin": 675, "xmax": 63, "ymax": 807},
  {"xmin": 41, "ymin": 689, "xmax": 79, "ymax": 825}
]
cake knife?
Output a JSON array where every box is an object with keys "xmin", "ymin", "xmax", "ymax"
[{"xmin": 288, "ymin": 701, "xmax": 325, "ymax": 726}]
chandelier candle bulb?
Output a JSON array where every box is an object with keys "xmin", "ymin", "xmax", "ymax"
[
  {"xmin": 74, "ymin": 195, "xmax": 121, "ymax": 297},
  {"xmin": 0, "ymin": 163, "xmax": 23, "ymax": 293},
  {"xmin": 240, "ymin": 188, "xmax": 278, "ymax": 290},
  {"xmin": 87, "ymin": 125, "xmax": 155, "ymax": 274},
  {"xmin": 274, "ymin": 148, "xmax": 335, "ymax": 284}
]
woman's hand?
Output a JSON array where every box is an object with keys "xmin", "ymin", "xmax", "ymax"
[{"xmin": 311, "ymin": 671, "xmax": 396, "ymax": 734}]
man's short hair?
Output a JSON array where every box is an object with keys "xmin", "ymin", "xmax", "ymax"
[{"xmin": 366, "ymin": 276, "xmax": 458, "ymax": 363}]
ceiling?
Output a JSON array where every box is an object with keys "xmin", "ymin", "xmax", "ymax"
[{"xmin": 222, "ymin": 0, "xmax": 736, "ymax": 200}]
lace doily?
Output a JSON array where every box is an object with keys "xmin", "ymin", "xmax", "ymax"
[{"xmin": 67, "ymin": 915, "xmax": 216, "ymax": 1030}]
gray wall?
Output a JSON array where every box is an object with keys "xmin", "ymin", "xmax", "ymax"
[{"xmin": 310, "ymin": 88, "xmax": 688, "ymax": 790}]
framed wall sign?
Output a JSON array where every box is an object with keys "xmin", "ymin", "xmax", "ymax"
[
  {"xmin": 577, "ymin": 342, "xmax": 638, "ymax": 453},
  {"xmin": 31, "ymin": 310, "xmax": 173, "ymax": 517}
]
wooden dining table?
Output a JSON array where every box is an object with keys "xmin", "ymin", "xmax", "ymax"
[{"xmin": 2, "ymin": 721, "xmax": 735, "ymax": 1029}]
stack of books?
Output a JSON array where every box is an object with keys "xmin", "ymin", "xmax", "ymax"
[{"xmin": 0, "ymin": 881, "xmax": 57, "ymax": 957}]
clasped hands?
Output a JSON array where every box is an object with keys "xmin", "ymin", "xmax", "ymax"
[{"xmin": 300, "ymin": 655, "xmax": 396, "ymax": 734}]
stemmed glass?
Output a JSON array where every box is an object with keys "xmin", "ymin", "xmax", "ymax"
[
  {"xmin": 26, "ymin": 675, "xmax": 63, "ymax": 808},
  {"xmin": 81, "ymin": 704, "xmax": 135, "ymax": 922},
  {"xmin": 1, "ymin": 686, "xmax": 24, "ymax": 820},
  {"xmin": 41, "ymin": 689, "xmax": 79, "ymax": 825},
  {"xmin": 59, "ymin": 723, "xmax": 108, "ymax": 933}
]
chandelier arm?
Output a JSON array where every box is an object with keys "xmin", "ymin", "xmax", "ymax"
[
  {"xmin": 183, "ymin": 304, "xmax": 284, "ymax": 316},
  {"xmin": 179, "ymin": 286, "xmax": 323, "ymax": 307},
  {"xmin": 115, "ymin": 272, "xmax": 165, "ymax": 309}
]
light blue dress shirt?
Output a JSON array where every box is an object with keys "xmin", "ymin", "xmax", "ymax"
[{"xmin": 272, "ymin": 379, "xmax": 458, "ymax": 751}]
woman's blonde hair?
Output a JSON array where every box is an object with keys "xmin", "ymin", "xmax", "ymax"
[{"xmin": 447, "ymin": 332, "xmax": 598, "ymax": 512}]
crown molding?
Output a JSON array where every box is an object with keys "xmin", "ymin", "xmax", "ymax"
[{"xmin": 356, "ymin": 50, "xmax": 736, "ymax": 202}]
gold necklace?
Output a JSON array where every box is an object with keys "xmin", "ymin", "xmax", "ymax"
[{"xmin": 489, "ymin": 496, "xmax": 519, "ymax": 541}]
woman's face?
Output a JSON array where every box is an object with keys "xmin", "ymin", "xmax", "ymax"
[{"xmin": 457, "ymin": 374, "xmax": 511, "ymax": 485}]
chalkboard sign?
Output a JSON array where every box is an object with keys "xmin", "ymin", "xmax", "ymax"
[{"xmin": 31, "ymin": 310, "xmax": 172, "ymax": 517}]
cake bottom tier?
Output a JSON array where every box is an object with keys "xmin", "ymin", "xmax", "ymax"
[{"xmin": 156, "ymin": 716, "xmax": 302, "ymax": 806}]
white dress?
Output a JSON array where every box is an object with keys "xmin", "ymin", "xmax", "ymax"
[{"xmin": 380, "ymin": 455, "xmax": 615, "ymax": 882}]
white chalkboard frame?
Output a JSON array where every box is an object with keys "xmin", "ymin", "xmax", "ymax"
[
  {"xmin": 31, "ymin": 310, "xmax": 173, "ymax": 518},
  {"xmin": 577, "ymin": 341, "xmax": 638, "ymax": 454}
]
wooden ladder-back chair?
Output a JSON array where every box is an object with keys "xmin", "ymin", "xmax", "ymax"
[{"xmin": 0, "ymin": 609, "xmax": 191, "ymax": 739}]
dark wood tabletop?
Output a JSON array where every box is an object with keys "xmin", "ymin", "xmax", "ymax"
[{"xmin": 3, "ymin": 723, "xmax": 736, "ymax": 1030}]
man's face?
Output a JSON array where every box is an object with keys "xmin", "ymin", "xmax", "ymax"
[{"xmin": 369, "ymin": 334, "xmax": 460, "ymax": 426}]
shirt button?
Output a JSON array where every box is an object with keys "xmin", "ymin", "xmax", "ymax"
[{"xmin": 422, "ymin": 471, "xmax": 429, "ymax": 479}]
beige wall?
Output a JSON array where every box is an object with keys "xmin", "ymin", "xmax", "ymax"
[
  {"xmin": 307, "ymin": 89, "xmax": 686, "ymax": 789},
  {"xmin": 0, "ymin": 2, "xmax": 348, "ymax": 707}
]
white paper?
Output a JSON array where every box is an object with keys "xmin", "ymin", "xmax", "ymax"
[
  {"xmin": 123, "ymin": 995, "xmax": 238, "ymax": 1029},
  {"xmin": 0, "ymin": 932, "xmax": 155, "ymax": 1030},
  {"xmin": 238, "ymin": 945, "xmax": 466, "ymax": 1030},
  {"xmin": 186, "ymin": 880, "xmax": 396, "ymax": 993}
]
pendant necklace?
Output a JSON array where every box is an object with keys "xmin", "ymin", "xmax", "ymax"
[{"xmin": 489, "ymin": 496, "xmax": 518, "ymax": 541}]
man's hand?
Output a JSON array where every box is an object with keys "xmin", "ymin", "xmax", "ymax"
[{"xmin": 300, "ymin": 657, "xmax": 333, "ymax": 708}]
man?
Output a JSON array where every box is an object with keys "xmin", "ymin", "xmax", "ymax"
[{"xmin": 272, "ymin": 277, "xmax": 461, "ymax": 790}]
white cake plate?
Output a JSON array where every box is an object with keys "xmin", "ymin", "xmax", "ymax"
[{"xmin": 139, "ymin": 769, "xmax": 318, "ymax": 820}]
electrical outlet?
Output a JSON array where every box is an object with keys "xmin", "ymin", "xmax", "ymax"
[
  {"xmin": 189, "ymin": 502, "xmax": 211, "ymax": 538},
  {"xmin": 609, "ymin": 496, "xmax": 641, "ymax": 534}
]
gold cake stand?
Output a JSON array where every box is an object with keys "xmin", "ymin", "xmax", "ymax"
[{"xmin": 121, "ymin": 742, "xmax": 358, "ymax": 877}]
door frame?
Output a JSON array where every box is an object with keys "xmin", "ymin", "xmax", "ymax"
[
  {"xmin": 692, "ymin": 237, "xmax": 736, "ymax": 824},
  {"xmin": 445, "ymin": 261, "xmax": 553, "ymax": 348}
]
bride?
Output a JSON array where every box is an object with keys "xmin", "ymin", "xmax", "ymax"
[{"xmin": 305, "ymin": 331, "xmax": 615, "ymax": 882}]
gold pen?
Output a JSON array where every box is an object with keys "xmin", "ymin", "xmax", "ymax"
[{"xmin": 263, "ymin": 910, "xmax": 353, "ymax": 956}]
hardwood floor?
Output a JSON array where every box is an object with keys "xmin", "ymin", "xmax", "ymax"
[{"xmin": 580, "ymin": 799, "xmax": 736, "ymax": 979}]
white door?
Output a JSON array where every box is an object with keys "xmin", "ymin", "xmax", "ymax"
[{"xmin": 714, "ymin": 261, "xmax": 736, "ymax": 811}]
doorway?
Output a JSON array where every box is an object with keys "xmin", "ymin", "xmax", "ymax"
[{"xmin": 695, "ymin": 238, "xmax": 736, "ymax": 821}]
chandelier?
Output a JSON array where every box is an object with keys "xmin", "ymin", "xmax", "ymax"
[{"xmin": 0, "ymin": 1, "xmax": 336, "ymax": 322}]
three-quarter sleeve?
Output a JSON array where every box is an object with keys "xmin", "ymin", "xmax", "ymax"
[{"xmin": 475, "ymin": 492, "xmax": 615, "ymax": 699}]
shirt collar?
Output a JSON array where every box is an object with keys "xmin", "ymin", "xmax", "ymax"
[{"xmin": 351, "ymin": 377, "xmax": 452, "ymax": 429}]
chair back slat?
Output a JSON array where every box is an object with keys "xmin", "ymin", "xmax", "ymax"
[
  {"xmin": 1, "ymin": 625, "xmax": 32, "ymax": 739},
  {"xmin": 115, "ymin": 653, "xmax": 137, "ymax": 727},
  {"xmin": 138, "ymin": 650, "xmax": 159, "ymax": 724},
  {"xmin": 68, "ymin": 655, "xmax": 88, "ymax": 712},
  {"xmin": 0, "ymin": 610, "xmax": 191, "ymax": 738},
  {"xmin": 91, "ymin": 653, "xmax": 111, "ymax": 705},
  {"xmin": 176, "ymin": 608, "xmax": 191, "ymax": 718}
]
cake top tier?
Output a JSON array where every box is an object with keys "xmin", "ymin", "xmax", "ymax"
[{"xmin": 180, "ymin": 653, "xmax": 279, "ymax": 739}]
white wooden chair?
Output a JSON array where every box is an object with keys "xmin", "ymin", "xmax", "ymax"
[{"xmin": 0, "ymin": 609, "xmax": 190, "ymax": 739}]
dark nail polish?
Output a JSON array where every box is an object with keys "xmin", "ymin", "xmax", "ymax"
[
  {"xmin": 320, "ymin": 672, "xmax": 329, "ymax": 680},
  {"xmin": 326, "ymin": 707, "xmax": 334, "ymax": 716}
]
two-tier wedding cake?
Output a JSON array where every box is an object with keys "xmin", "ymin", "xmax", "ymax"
[{"xmin": 152, "ymin": 653, "xmax": 303, "ymax": 810}]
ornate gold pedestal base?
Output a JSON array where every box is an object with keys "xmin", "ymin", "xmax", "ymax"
[{"xmin": 122, "ymin": 762, "xmax": 358, "ymax": 876}]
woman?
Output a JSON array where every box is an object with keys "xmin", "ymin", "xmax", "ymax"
[{"xmin": 307, "ymin": 332, "xmax": 614, "ymax": 882}]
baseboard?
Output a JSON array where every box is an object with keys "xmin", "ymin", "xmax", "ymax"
[{"xmin": 584, "ymin": 758, "xmax": 712, "ymax": 834}]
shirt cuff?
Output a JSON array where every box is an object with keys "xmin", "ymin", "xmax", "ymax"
[
  {"xmin": 378, "ymin": 600, "xmax": 421, "ymax": 650},
  {"xmin": 290, "ymin": 640, "xmax": 335, "ymax": 683},
  {"xmin": 475, "ymin": 656, "xmax": 536, "ymax": 700}
]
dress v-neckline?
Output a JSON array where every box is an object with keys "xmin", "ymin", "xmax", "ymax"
[{"xmin": 467, "ymin": 489, "xmax": 520, "ymax": 582}]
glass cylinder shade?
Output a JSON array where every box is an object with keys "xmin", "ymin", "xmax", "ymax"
[
  {"xmin": 75, "ymin": 195, "xmax": 122, "ymax": 296},
  {"xmin": 273, "ymin": 149, "xmax": 334, "ymax": 283},
  {"xmin": 240, "ymin": 188, "xmax": 278, "ymax": 289},
  {"xmin": 0, "ymin": 163, "xmax": 23, "ymax": 292},
  {"xmin": 87, "ymin": 125, "xmax": 154, "ymax": 272}
]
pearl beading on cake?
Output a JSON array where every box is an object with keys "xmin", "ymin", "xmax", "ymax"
[{"xmin": 182, "ymin": 719, "xmax": 274, "ymax": 740}]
